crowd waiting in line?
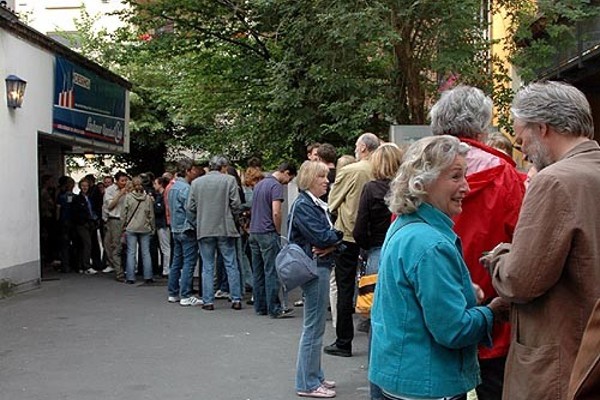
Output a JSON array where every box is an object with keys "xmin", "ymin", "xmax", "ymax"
[{"xmin": 38, "ymin": 80, "xmax": 600, "ymax": 400}]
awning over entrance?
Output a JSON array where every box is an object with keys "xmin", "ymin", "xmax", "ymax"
[{"xmin": 38, "ymin": 130, "xmax": 125, "ymax": 154}]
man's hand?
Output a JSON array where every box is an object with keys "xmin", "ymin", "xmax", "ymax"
[
  {"xmin": 480, "ymin": 242, "xmax": 512, "ymax": 276},
  {"xmin": 488, "ymin": 297, "xmax": 511, "ymax": 323}
]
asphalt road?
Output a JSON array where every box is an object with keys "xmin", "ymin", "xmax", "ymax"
[{"xmin": 0, "ymin": 272, "xmax": 371, "ymax": 400}]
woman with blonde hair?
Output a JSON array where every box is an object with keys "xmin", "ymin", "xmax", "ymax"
[
  {"xmin": 290, "ymin": 161, "xmax": 344, "ymax": 398},
  {"xmin": 121, "ymin": 176, "xmax": 155, "ymax": 284},
  {"xmin": 353, "ymin": 143, "xmax": 403, "ymax": 275}
]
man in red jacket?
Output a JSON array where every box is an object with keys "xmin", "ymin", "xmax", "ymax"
[{"xmin": 430, "ymin": 85, "xmax": 526, "ymax": 400}]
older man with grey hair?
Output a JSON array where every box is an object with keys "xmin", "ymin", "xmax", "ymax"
[
  {"xmin": 482, "ymin": 81, "xmax": 600, "ymax": 400},
  {"xmin": 187, "ymin": 155, "xmax": 243, "ymax": 311},
  {"xmin": 324, "ymin": 132, "xmax": 380, "ymax": 358},
  {"xmin": 430, "ymin": 85, "xmax": 525, "ymax": 400}
]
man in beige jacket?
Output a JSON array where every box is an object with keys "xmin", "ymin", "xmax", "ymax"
[
  {"xmin": 486, "ymin": 81, "xmax": 600, "ymax": 400},
  {"xmin": 324, "ymin": 132, "xmax": 379, "ymax": 357}
]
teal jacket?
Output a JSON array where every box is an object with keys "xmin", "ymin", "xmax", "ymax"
[{"xmin": 369, "ymin": 203, "xmax": 494, "ymax": 398}]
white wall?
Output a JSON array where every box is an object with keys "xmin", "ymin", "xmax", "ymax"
[{"xmin": 0, "ymin": 29, "xmax": 55, "ymax": 291}]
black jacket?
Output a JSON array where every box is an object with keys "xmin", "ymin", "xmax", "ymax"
[{"xmin": 353, "ymin": 179, "xmax": 392, "ymax": 250}]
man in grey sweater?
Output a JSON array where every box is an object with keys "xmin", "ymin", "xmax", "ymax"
[{"xmin": 187, "ymin": 155, "xmax": 243, "ymax": 310}]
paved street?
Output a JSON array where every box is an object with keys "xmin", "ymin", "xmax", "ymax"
[{"xmin": 0, "ymin": 272, "xmax": 370, "ymax": 400}]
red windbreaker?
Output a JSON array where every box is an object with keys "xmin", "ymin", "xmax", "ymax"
[{"xmin": 454, "ymin": 138, "xmax": 526, "ymax": 359}]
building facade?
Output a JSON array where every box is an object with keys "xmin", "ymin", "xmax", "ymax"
[{"xmin": 0, "ymin": 3, "xmax": 130, "ymax": 296}]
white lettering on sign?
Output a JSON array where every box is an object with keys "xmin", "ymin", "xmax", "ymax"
[
  {"xmin": 73, "ymin": 72, "xmax": 91, "ymax": 90},
  {"xmin": 85, "ymin": 117, "xmax": 103, "ymax": 134}
]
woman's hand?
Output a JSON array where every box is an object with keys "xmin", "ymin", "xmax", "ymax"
[
  {"xmin": 312, "ymin": 246, "xmax": 336, "ymax": 257},
  {"xmin": 472, "ymin": 283, "xmax": 485, "ymax": 305}
]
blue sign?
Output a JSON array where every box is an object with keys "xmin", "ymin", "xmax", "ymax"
[{"xmin": 53, "ymin": 56, "xmax": 126, "ymax": 146}]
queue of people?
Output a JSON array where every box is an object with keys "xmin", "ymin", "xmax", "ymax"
[{"xmin": 37, "ymin": 80, "xmax": 600, "ymax": 400}]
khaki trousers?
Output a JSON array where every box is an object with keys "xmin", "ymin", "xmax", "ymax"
[{"xmin": 103, "ymin": 218, "xmax": 123, "ymax": 278}]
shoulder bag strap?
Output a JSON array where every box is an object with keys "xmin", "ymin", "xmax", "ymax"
[
  {"xmin": 125, "ymin": 197, "xmax": 144, "ymax": 229},
  {"xmin": 286, "ymin": 198, "xmax": 298, "ymax": 242}
]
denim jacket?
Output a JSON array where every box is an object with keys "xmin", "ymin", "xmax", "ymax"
[
  {"xmin": 288, "ymin": 191, "xmax": 343, "ymax": 268},
  {"xmin": 168, "ymin": 177, "xmax": 194, "ymax": 233}
]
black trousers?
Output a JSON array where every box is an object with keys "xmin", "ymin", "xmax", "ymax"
[
  {"xmin": 333, "ymin": 240, "xmax": 360, "ymax": 350},
  {"xmin": 476, "ymin": 356, "xmax": 506, "ymax": 400}
]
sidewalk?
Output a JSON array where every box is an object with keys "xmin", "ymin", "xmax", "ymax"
[{"xmin": 0, "ymin": 272, "xmax": 371, "ymax": 400}]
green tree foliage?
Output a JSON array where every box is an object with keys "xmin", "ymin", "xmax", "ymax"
[
  {"xmin": 65, "ymin": 0, "xmax": 600, "ymax": 169},
  {"xmin": 116, "ymin": 0, "xmax": 501, "ymax": 162}
]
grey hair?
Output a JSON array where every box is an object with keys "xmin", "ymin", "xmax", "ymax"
[
  {"xmin": 430, "ymin": 85, "xmax": 493, "ymax": 139},
  {"xmin": 511, "ymin": 81, "xmax": 594, "ymax": 139},
  {"xmin": 358, "ymin": 132, "xmax": 381, "ymax": 152},
  {"xmin": 176, "ymin": 157, "xmax": 193, "ymax": 177},
  {"xmin": 386, "ymin": 135, "xmax": 470, "ymax": 215},
  {"xmin": 209, "ymin": 155, "xmax": 229, "ymax": 171}
]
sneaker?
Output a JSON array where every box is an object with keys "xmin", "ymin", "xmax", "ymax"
[
  {"xmin": 297, "ymin": 385, "xmax": 336, "ymax": 398},
  {"xmin": 168, "ymin": 296, "xmax": 181, "ymax": 303},
  {"xmin": 180, "ymin": 297, "xmax": 203, "ymax": 307},
  {"xmin": 271, "ymin": 308, "xmax": 295, "ymax": 319},
  {"xmin": 214, "ymin": 290, "xmax": 230, "ymax": 299},
  {"xmin": 231, "ymin": 301, "xmax": 242, "ymax": 310},
  {"xmin": 323, "ymin": 343, "xmax": 352, "ymax": 357},
  {"xmin": 84, "ymin": 268, "xmax": 98, "ymax": 275},
  {"xmin": 125, "ymin": 280, "xmax": 135, "ymax": 284},
  {"xmin": 294, "ymin": 299, "xmax": 304, "ymax": 307},
  {"xmin": 202, "ymin": 304, "xmax": 215, "ymax": 311},
  {"xmin": 321, "ymin": 380, "xmax": 336, "ymax": 389},
  {"xmin": 102, "ymin": 267, "xmax": 115, "ymax": 273}
]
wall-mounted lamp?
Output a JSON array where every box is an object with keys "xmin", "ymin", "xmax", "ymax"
[{"xmin": 5, "ymin": 74, "xmax": 27, "ymax": 109}]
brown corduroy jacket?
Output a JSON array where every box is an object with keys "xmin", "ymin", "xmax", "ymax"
[
  {"xmin": 568, "ymin": 298, "xmax": 600, "ymax": 400},
  {"xmin": 490, "ymin": 141, "xmax": 600, "ymax": 400}
]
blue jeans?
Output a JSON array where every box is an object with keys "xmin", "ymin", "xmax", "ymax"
[
  {"xmin": 249, "ymin": 232, "xmax": 282, "ymax": 316},
  {"xmin": 199, "ymin": 236, "xmax": 241, "ymax": 304},
  {"xmin": 366, "ymin": 247, "xmax": 383, "ymax": 399},
  {"xmin": 217, "ymin": 237, "xmax": 248, "ymax": 295},
  {"xmin": 366, "ymin": 247, "xmax": 382, "ymax": 275},
  {"xmin": 216, "ymin": 253, "xmax": 229, "ymax": 292},
  {"xmin": 382, "ymin": 394, "xmax": 466, "ymax": 400},
  {"xmin": 238, "ymin": 235, "xmax": 253, "ymax": 290},
  {"xmin": 126, "ymin": 232, "xmax": 152, "ymax": 281},
  {"xmin": 295, "ymin": 266, "xmax": 331, "ymax": 392},
  {"xmin": 368, "ymin": 326, "xmax": 384, "ymax": 400},
  {"xmin": 168, "ymin": 231, "xmax": 198, "ymax": 299}
]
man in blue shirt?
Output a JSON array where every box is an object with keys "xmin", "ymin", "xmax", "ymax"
[
  {"xmin": 167, "ymin": 158, "xmax": 203, "ymax": 306},
  {"xmin": 249, "ymin": 161, "xmax": 296, "ymax": 318}
]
